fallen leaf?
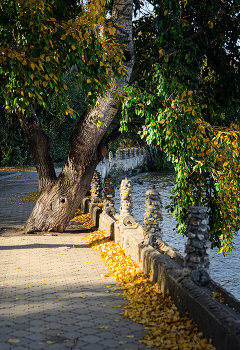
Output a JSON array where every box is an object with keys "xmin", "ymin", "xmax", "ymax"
[
  {"xmin": 99, "ymin": 325, "xmax": 108, "ymax": 329},
  {"xmin": 8, "ymin": 339, "xmax": 20, "ymax": 343},
  {"xmin": 16, "ymin": 267, "xmax": 20, "ymax": 269},
  {"xmin": 80, "ymin": 295, "xmax": 85, "ymax": 298},
  {"xmin": 38, "ymin": 342, "xmax": 43, "ymax": 345},
  {"xmin": 75, "ymin": 269, "xmax": 79, "ymax": 271},
  {"xmin": 57, "ymin": 333, "xmax": 61, "ymax": 336},
  {"xmin": 39, "ymin": 254, "xmax": 44, "ymax": 257},
  {"xmin": 28, "ymin": 285, "xmax": 32, "ymax": 288},
  {"xmin": 2, "ymin": 283, "xmax": 7, "ymax": 286},
  {"xmin": 126, "ymin": 335, "xmax": 134, "ymax": 338},
  {"xmin": 118, "ymin": 341, "xmax": 127, "ymax": 344},
  {"xmin": 46, "ymin": 341, "xmax": 56, "ymax": 344},
  {"xmin": 45, "ymin": 327, "xmax": 49, "ymax": 330},
  {"xmin": 42, "ymin": 279, "xmax": 45, "ymax": 281},
  {"xmin": 15, "ymin": 298, "xmax": 20, "ymax": 300}
]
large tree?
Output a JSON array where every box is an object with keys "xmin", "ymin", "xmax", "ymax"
[{"xmin": 1, "ymin": 0, "xmax": 240, "ymax": 255}]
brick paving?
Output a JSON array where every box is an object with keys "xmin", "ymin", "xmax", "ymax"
[{"xmin": 0, "ymin": 170, "xmax": 154, "ymax": 350}]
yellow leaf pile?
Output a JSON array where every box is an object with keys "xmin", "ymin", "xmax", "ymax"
[
  {"xmin": 11, "ymin": 190, "xmax": 40, "ymax": 203},
  {"xmin": 86, "ymin": 230, "xmax": 216, "ymax": 350},
  {"xmin": 72, "ymin": 209, "xmax": 95, "ymax": 229}
]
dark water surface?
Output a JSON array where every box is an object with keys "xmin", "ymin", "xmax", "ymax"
[{"xmin": 114, "ymin": 170, "xmax": 240, "ymax": 301}]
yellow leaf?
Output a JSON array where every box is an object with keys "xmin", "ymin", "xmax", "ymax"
[
  {"xmin": 46, "ymin": 341, "xmax": 56, "ymax": 344},
  {"xmin": 164, "ymin": 10, "xmax": 168, "ymax": 16},
  {"xmin": 22, "ymin": 60, "xmax": 27, "ymax": 65},
  {"xmin": 38, "ymin": 342, "xmax": 43, "ymax": 345},
  {"xmin": 39, "ymin": 254, "xmax": 44, "ymax": 256},
  {"xmin": 45, "ymin": 327, "xmax": 50, "ymax": 330},
  {"xmin": 126, "ymin": 335, "xmax": 134, "ymax": 338},
  {"xmin": 167, "ymin": 130, "xmax": 171, "ymax": 135},
  {"xmin": 46, "ymin": 56, "xmax": 50, "ymax": 62},
  {"xmin": 21, "ymin": 91, "xmax": 24, "ymax": 96},
  {"xmin": 63, "ymin": 84, "xmax": 68, "ymax": 90},
  {"xmin": 8, "ymin": 339, "xmax": 20, "ymax": 343},
  {"xmin": 100, "ymin": 62, "xmax": 104, "ymax": 66},
  {"xmin": 109, "ymin": 27, "xmax": 116, "ymax": 35},
  {"xmin": 80, "ymin": 295, "xmax": 85, "ymax": 298},
  {"xmin": 87, "ymin": 79, "xmax": 91, "ymax": 83},
  {"xmin": 61, "ymin": 35, "xmax": 67, "ymax": 40},
  {"xmin": 99, "ymin": 325, "xmax": 108, "ymax": 329},
  {"xmin": 43, "ymin": 81, "xmax": 48, "ymax": 87},
  {"xmin": 209, "ymin": 21, "xmax": 213, "ymax": 29},
  {"xmin": 160, "ymin": 119, "xmax": 165, "ymax": 124},
  {"xmin": 16, "ymin": 267, "xmax": 20, "ymax": 269},
  {"xmin": 30, "ymin": 74, "xmax": 34, "ymax": 80},
  {"xmin": 71, "ymin": 45, "xmax": 76, "ymax": 50}
]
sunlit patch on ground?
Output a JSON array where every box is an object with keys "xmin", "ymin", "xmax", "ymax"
[{"xmin": 86, "ymin": 230, "xmax": 217, "ymax": 350}]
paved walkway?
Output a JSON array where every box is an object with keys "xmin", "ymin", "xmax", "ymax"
[{"xmin": 0, "ymin": 170, "xmax": 154, "ymax": 350}]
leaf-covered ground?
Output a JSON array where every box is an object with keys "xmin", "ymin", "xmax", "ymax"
[{"xmin": 86, "ymin": 230, "xmax": 217, "ymax": 350}]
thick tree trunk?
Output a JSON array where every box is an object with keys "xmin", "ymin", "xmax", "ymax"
[{"xmin": 23, "ymin": 0, "xmax": 134, "ymax": 233}]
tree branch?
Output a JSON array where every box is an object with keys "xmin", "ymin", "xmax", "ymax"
[
  {"xmin": 16, "ymin": 109, "xmax": 57, "ymax": 192},
  {"xmin": 130, "ymin": 1, "xmax": 226, "ymax": 84}
]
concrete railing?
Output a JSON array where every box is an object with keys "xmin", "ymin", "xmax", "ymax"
[
  {"xmin": 81, "ymin": 178, "xmax": 240, "ymax": 350},
  {"xmin": 96, "ymin": 147, "xmax": 147, "ymax": 182}
]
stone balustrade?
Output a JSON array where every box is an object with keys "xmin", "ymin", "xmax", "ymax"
[
  {"xmin": 90, "ymin": 171, "xmax": 102, "ymax": 203},
  {"xmin": 182, "ymin": 206, "xmax": 211, "ymax": 286},
  {"xmin": 143, "ymin": 185, "xmax": 163, "ymax": 245}
]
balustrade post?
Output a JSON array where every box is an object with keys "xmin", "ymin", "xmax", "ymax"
[
  {"xmin": 143, "ymin": 185, "xmax": 163, "ymax": 245},
  {"xmin": 133, "ymin": 148, "xmax": 136, "ymax": 157},
  {"xmin": 90, "ymin": 171, "xmax": 103, "ymax": 203},
  {"xmin": 120, "ymin": 177, "xmax": 133, "ymax": 219},
  {"xmin": 109, "ymin": 151, "xmax": 113, "ymax": 162},
  {"xmin": 115, "ymin": 150, "xmax": 120, "ymax": 161},
  {"xmin": 137, "ymin": 147, "xmax": 140, "ymax": 156},
  {"xmin": 128, "ymin": 148, "xmax": 132, "ymax": 158},
  {"xmin": 182, "ymin": 206, "xmax": 211, "ymax": 286},
  {"xmin": 103, "ymin": 176, "xmax": 115, "ymax": 216},
  {"xmin": 122, "ymin": 149, "xmax": 126, "ymax": 160}
]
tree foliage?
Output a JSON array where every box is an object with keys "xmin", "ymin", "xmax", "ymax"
[
  {"xmin": 0, "ymin": 0, "xmax": 126, "ymax": 117},
  {"xmin": 121, "ymin": 0, "xmax": 240, "ymax": 254}
]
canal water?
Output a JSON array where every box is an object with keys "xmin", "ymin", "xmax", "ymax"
[{"xmin": 114, "ymin": 170, "xmax": 240, "ymax": 301}]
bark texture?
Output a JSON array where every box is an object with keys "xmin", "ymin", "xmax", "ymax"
[
  {"xmin": 23, "ymin": 0, "xmax": 134, "ymax": 233},
  {"xmin": 16, "ymin": 110, "xmax": 57, "ymax": 192}
]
